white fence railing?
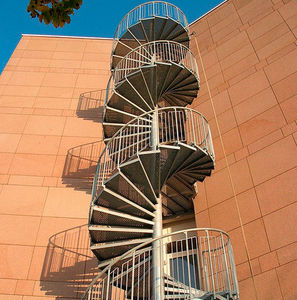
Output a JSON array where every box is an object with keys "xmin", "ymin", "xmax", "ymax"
[
  {"xmin": 113, "ymin": 1, "xmax": 188, "ymax": 41},
  {"xmin": 114, "ymin": 41, "xmax": 198, "ymax": 84},
  {"xmin": 81, "ymin": 228, "xmax": 239, "ymax": 300}
]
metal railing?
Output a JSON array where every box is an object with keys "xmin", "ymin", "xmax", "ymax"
[
  {"xmin": 81, "ymin": 228, "xmax": 239, "ymax": 300},
  {"xmin": 113, "ymin": 1, "xmax": 188, "ymax": 42},
  {"xmin": 91, "ymin": 107, "xmax": 214, "ymax": 201},
  {"xmin": 113, "ymin": 40, "xmax": 198, "ymax": 84}
]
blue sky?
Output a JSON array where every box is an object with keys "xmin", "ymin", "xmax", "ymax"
[{"xmin": 0, "ymin": 0, "xmax": 224, "ymax": 74}]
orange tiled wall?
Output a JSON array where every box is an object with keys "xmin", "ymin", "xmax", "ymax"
[
  {"xmin": 190, "ymin": 0, "xmax": 297, "ymax": 299},
  {"xmin": 0, "ymin": 35, "xmax": 112, "ymax": 299},
  {"xmin": 0, "ymin": 0, "xmax": 297, "ymax": 298}
]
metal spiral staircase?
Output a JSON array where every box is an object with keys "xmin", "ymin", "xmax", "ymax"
[{"xmin": 82, "ymin": 2, "xmax": 239, "ymax": 299}]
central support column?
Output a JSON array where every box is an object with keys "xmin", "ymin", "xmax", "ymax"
[{"xmin": 151, "ymin": 107, "xmax": 163, "ymax": 300}]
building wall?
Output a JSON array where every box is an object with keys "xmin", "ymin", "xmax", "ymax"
[
  {"xmin": 0, "ymin": 35, "xmax": 112, "ymax": 299},
  {"xmin": 190, "ymin": 0, "xmax": 297, "ymax": 299},
  {"xmin": 0, "ymin": 0, "xmax": 296, "ymax": 299}
]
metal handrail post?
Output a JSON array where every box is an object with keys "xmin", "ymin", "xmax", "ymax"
[
  {"xmin": 229, "ymin": 243, "xmax": 239, "ymax": 294},
  {"xmin": 117, "ymin": 130, "xmax": 123, "ymax": 167},
  {"xmin": 185, "ymin": 231, "xmax": 193, "ymax": 299},
  {"xmin": 190, "ymin": 110, "xmax": 196, "ymax": 144},
  {"xmin": 202, "ymin": 117, "xmax": 207, "ymax": 149},
  {"xmin": 105, "ymin": 268, "xmax": 111, "ymax": 300},
  {"xmin": 174, "ymin": 108, "xmax": 180, "ymax": 142},
  {"xmin": 206, "ymin": 230, "xmax": 216, "ymax": 294},
  {"xmin": 130, "ymin": 252, "xmax": 136, "ymax": 299},
  {"xmin": 221, "ymin": 232, "xmax": 231, "ymax": 293}
]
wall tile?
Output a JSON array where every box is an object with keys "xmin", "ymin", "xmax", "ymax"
[
  {"xmin": 264, "ymin": 202, "xmax": 297, "ymax": 250},
  {"xmin": 256, "ymin": 167, "xmax": 297, "ymax": 215},
  {"xmin": 247, "ymin": 136, "xmax": 297, "ymax": 185}
]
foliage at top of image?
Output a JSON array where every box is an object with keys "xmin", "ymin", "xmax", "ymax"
[{"xmin": 27, "ymin": 0, "xmax": 83, "ymax": 28}]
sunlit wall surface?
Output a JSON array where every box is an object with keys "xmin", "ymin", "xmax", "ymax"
[{"xmin": 0, "ymin": 0, "xmax": 296, "ymax": 299}]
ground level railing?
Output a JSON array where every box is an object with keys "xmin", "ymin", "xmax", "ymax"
[{"xmin": 81, "ymin": 228, "xmax": 239, "ymax": 300}]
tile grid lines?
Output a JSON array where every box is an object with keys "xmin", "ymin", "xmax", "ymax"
[
  {"xmin": 0, "ymin": 37, "xmax": 103, "ymax": 299},
  {"xmin": 196, "ymin": 4, "xmax": 296, "ymax": 296},
  {"xmin": 2, "ymin": 62, "xmax": 111, "ymax": 77},
  {"xmin": 192, "ymin": 4, "xmax": 218, "ymax": 240},
  {"xmin": 194, "ymin": 6, "xmax": 296, "ymax": 86},
  {"xmin": 204, "ymin": 162, "xmax": 297, "ymax": 211},
  {"xmin": 222, "ymin": 4, "xmax": 295, "ymax": 272},
  {"xmin": 47, "ymin": 40, "xmax": 87, "ymax": 182},
  {"xmin": 194, "ymin": 166, "xmax": 297, "ymax": 264},
  {"xmin": 193, "ymin": 86, "xmax": 295, "ymax": 161},
  {"xmin": 275, "ymin": 0, "xmax": 297, "ymax": 38},
  {"xmin": 2, "ymin": 39, "xmax": 32, "ymax": 181},
  {"xmin": 238, "ymin": 15, "xmax": 294, "ymax": 299},
  {"xmin": 233, "ymin": 3, "xmax": 283, "ymax": 264},
  {"xmin": 193, "ymin": 32, "xmax": 259, "ymax": 299},
  {"xmin": 23, "ymin": 39, "xmax": 59, "ymax": 294},
  {"xmin": 237, "ymin": 253, "xmax": 297, "ymax": 282},
  {"xmin": 3, "ymin": 116, "xmax": 293, "ymax": 184}
]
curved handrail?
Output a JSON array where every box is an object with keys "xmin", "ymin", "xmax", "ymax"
[
  {"xmin": 81, "ymin": 227, "xmax": 238, "ymax": 299},
  {"xmin": 113, "ymin": 40, "xmax": 198, "ymax": 84},
  {"xmin": 113, "ymin": 1, "xmax": 189, "ymax": 42},
  {"xmin": 91, "ymin": 107, "xmax": 214, "ymax": 205}
]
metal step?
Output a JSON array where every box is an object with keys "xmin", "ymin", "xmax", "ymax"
[
  {"xmin": 159, "ymin": 18, "xmax": 179, "ymax": 39},
  {"xmin": 120, "ymin": 158, "xmax": 158, "ymax": 203},
  {"xmin": 115, "ymin": 70, "xmax": 154, "ymax": 111},
  {"xmin": 105, "ymin": 172, "xmax": 156, "ymax": 211},
  {"xmin": 129, "ymin": 22, "xmax": 148, "ymax": 45},
  {"xmin": 172, "ymin": 31, "xmax": 190, "ymax": 45},
  {"xmin": 95, "ymin": 186, "xmax": 155, "ymax": 217},
  {"xmin": 155, "ymin": 17, "xmax": 169, "ymax": 40},
  {"xmin": 166, "ymin": 26, "xmax": 189, "ymax": 41},
  {"xmin": 164, "ymin": 68, "xmax": 192, "ymax": 93},
  {"xmin": 168, "ymin": 174, "xmax": 196, "ymax": 196},
  {"xmin": 167, "ymin": 143, "xmax": 196, "ymax": 180},
  {"xmin": 169, "ymin": 73, "xmax": 199, "ymax": 92},
  {"xmin": 174, "ymin": 147, "xmax": 207, "ymax": 174},
  {"xmin": 91, "ymin": 205, "xmax": 154, "ymax": 227},
  {"xmin": 183, "ymin": 153, "xmax": 214, "ymax": 171},
  {"xmin": 138, "ymin": 150, "xmax": 161, "ymax": 195},
  {"xmin": 161, "ymin": 190, "xmax": 188, "ymax": 214},
  {"xmin": 105, "ymin": 90, "xmax": 146, "ymax": 116},
  {"xmin": 164, "ymin": 93, "xmax": 190, "ymax": 106},
  {"xmin": 89, "ymin": 224, "xmax": 153, "ymax": 243},
  {"xmin": 178, "ymin": 172, "xmax": 206, "ymax": 183},
  {"xmin": 112, "ymin": 39, "xmax": 139, "ymax": 69},
  {"xmin": 164, "ymin": 276, "xmax": 206, "ymax": 298},
  {"xmin": 91, "ymin": 238, "xmax": 152, "ymax": 261},
  {"xmin": 165, "ymin": 182, "xmax": 193, "ymax": 211},
  {"xmin": 159, "ymin": 145, "xmax": 180, "ymax": 187},
  {"xmin": 104, "ymin": 106, "xmax": 138, "ymax": 124},
  {"xmin": 159, "ymin": 63, "xmax": 184, "ymax": 96}
]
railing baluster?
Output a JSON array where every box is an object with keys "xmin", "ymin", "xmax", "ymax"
[
  {"xmin": 185, "ymin": 232, "xmax": 193, "ymax": 299},
  {"xmin": 83, "ymin": 229, "xmax": 237, "ymax": 300},
  {"xmin": 130, "ymin": 252, "xmax": 136, "ymax": 299}
]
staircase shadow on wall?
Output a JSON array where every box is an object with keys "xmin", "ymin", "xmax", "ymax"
[
  {"xmin": 76, "ymin": 91, "xmax": 104, "ymax": 123},
  {"xmin": 62, "ymin": 140, "xmax": 104, "ymax": 193},
  {"xmin": 40, "ymin": 224, "xmax": 98, "ymax": 299},
  {"xmin": 60, "ymin": 89, "xmax": 106, "ymax": 192}
]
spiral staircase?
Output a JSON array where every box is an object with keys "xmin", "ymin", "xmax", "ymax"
[{"xmin": 82, "ymin": 2, "xmax": 239, "ymax": 299}]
